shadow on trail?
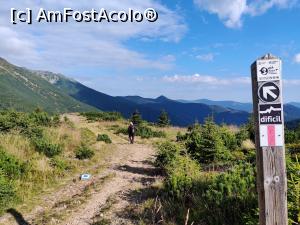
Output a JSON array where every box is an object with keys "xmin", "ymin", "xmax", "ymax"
[
  {"xmin": 6, "ymin": 208, "xmax": 31, "ymax": 225},
  {"xmin": 116, "ymin": 185, "xmax": 163, "ymax": 224},
  {"xmin": 116, "ymin": 164, "xmax": 161, "ymax": 177}
]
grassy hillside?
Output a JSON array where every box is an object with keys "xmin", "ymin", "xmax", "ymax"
[
  {"xmin": 0, "ymin": 58, "xmax": 96, "ymax": 113},
  {"xmin": 0, "ymin": 110, "xmax": 169, "ymax": 219}
]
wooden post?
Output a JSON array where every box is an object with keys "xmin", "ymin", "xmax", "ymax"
[{"xmin": 251, "ymin": 54, "xmax": 288, "ymax": 225}]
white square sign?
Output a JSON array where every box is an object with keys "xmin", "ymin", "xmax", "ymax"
[
  {"xmin": 257, "ymin": 59, "xmax": 281, "ymax": 82},
  {"xmin": 259, "ymin": 124, "xmax": 284, "ymax": 147}
]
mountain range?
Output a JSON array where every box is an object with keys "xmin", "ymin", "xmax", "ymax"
[{"xmin": 1, "ymin": 57, "xmax": 300, "ymax": 127}]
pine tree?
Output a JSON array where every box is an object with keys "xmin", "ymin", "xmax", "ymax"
[
  {"xmin": 186, "ymin": 117, "xmax": 231, "ymax": 163},
  {"xmin": 131, "ymin": 110, "xmax": 142, "ymax": 126},
  {"xmin": 157, "ymin": 110, "xmax": 170, "ymax": 127}
]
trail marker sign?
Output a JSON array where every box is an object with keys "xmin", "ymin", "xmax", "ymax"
[
  {"xmin": 259, "ymin": 104, "xmax": 282, "ymax": 125},
  {"xmin": 257, "ymin": 59, "xmax": 281, "ymax": 82},
  {"xmin": 258, "ymin": 82, "xmax": 280, "ymax": 103},
  {"xmin": 251, "ymin": 54, "xmax": 287, "ymax": 225}
]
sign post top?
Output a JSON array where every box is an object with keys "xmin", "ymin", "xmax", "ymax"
[{"xmin": 259, "ymin": 53, "xmax": 280, "ymax": 60}]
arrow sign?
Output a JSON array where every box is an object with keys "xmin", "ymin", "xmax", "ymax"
[
  {"xmin": 263, "ymin": 86, "xmax": 277, "ymax": 99},
  {"xmin": 258, "ymin": 82, "xmax": 280, "ymax": 103}
]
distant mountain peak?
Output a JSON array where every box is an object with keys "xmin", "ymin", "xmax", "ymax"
[
  {"xmin": 0, "ymin": 57, "xmax": 9, "ymax": 65},
  {"xmin": 156, "ymin": 95, "xmax": 169, "ymax": 101}
]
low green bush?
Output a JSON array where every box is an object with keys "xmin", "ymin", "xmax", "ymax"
[
  {"xmin": 176, "ymin": 131, "xmax": 187, "ymax": 142},
  {"xmin": 137, "ymin": 126, "xmax": 166, "ymax": 139},
  {"xmin": 0, "ymin": 110, "xmax": 60, "ymax": 138},
  {"xmin": 0, "ymin": 171, "xmax": 18, "ymax": 214},
  {"xmin": 29, "ymin": 110, "xmax": 52, "ymax": 127},
  {"xmin": 286, "ymin": 156, "xmax": 300, "ymax": 224},
  {"xmin": 75, "ymin": 144, "xmax": 95, "ymax": 160},
  {"xmin": 0, "ymin": 111, "xmax": 30, "ymax": 133},
  {"xmin": 219, "ymin": 126, "xmax": 238, "ymax": 151},
  {"xmin": 165, "ymin": 155, "xmax": 201, "ymax": 198},
  {"xmin": 155, "ymin": 141, "xmax": 180, "ymax": 168},
  {"xmin": 81, "ymin": 111, "xmax": 123, "ymax": 122},
  {"xmin": 287, "ymin": 143, "xmax": 300, "ymax": 157},
  {"xmin": 97, "ymin": 134, "xmax": 112, "ymax": 144},
  {"xmin": 32, "ymin": 137, "xmax": 63, "ymax": 158},
  {"xmin": 115, "ymin": 125, "xmax": 166, "ymax": 139},
  {"xmin": 185, "ymin": 119, "xmax": 232, "ymax": 164},
  {"xmin": 0, "ymin": 147, "xmax": 28, "ymax": 179},
  {"xmin": 50, "ymin": 157, "xmax": 71, "ymax": 172},
  {"xmin": 201, "ymin": 163, "xmax": 258, "ymax": 225}
]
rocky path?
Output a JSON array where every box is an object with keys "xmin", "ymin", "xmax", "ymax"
[{"xmin": 0, "ymin": 138, "xmax": 160, "ymax": 225}]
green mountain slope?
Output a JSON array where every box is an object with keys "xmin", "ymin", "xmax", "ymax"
[{"xmin": 0, "ymin": 58, "xmax": 96, "ymax": 113}]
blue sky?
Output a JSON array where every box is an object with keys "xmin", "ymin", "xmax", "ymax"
[{"xmin": 0, "ymin": 0, "xmax": 300, "ymax": 102}]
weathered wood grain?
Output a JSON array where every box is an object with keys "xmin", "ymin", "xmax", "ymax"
[{"xmin": 251, "ymin": 54, "xmax": 288, "ymax": 225}]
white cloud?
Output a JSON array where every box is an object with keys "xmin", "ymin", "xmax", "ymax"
[
  {"xmin": 0, "ymin": 0, "xmax": 187, "ymax": 71},
  {"xmin": 196, "ymin": 53, "xmax": 215, "ymax": 62},
  {"xmin": 293, "ymin": 53, "xmax": 300, "ymax": 64},
  {"xmin": 194, "ymin": 0, "xmax": 296, "ymax": 28},
  {"xmin": 163, "ymin": 74, "xmax": 251, "ymax": 85},
  {"xmin": 194, "ymin": 0, "xmax": 247, "ymax": 28}
]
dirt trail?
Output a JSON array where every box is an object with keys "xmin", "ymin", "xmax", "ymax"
[
  {"xmin": 0, "ymin": 115, "xmax": 161, "ymax": 225},
  {"xmin": 63, "ymin": 143, "xmax": 159, "ymax": 225}
]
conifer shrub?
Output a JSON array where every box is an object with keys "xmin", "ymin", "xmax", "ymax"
[
  {"xmin": 176, "ymin": 131, "xmax": 187, "ymax": 142},
  {"xmin": 157, "ymin": 110, "xmax": 170, "ymax": 127},
  {"xmin": 0, "ymin": 147, "xmax": 28, "ymax": 179},
  {"xmin": 165, "ymin": 155, "xmax": 201, "ymax": 198},
  {"xmin": 201, "ymin": 163, "xmax": 258, "ymax": 225},
  {"xmin": 115, "ymin": 125, "xmax": 166, "ymax": 139},
  {"xmin": 97, "ymin": 134, "xmax": 112, "ymax": 144},
  {"xmin": 81, "ymin": 111, "xmax": 123, "ymax": 122},
  {"xmin": 286, "ymin": 156, "xmax": 300, "ymax": 224},
  {"xmin": 155, "ymin": 141, "xmax": 180, "ymax": 168},
  {"xmin": 29, "ymin": 110, "xmax": 52, "ymax": 126},
  {"xmin": 75, "ymin": 144, "xmax": 95, "ymax": 160},
  {"xmin": 0, "ymin": 170, "xmax": 18, "ymax": 214},
  {"xmin": 32, "ymin": 137, "xmax": 63, "ymax": 158},
  {"xmin": 219, "ymin": 126, "xmax": 238, "ymax": 150},
  {"xmin": 131, "ymin": 110, "xmax": 143, "ymax": 126},
  {"xmin": 137, "ymin": 125, "xmax": 166, "ymax": 139},
  {"xmin": 185, "ymin": 118, "xmax": 232, "ymax": 164}
]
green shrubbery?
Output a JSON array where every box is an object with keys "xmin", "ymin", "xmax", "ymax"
[
  {"xmin": 201, "ymin": 163, "xmax": 258, "ymax": 225},
  {"xmin": 155, "ymin": 141, "xmax": 180, "ymax": 168},
  {"xmin": 286, "ymin": 156, "xmax": 300, "ymax": 224},
  {"xmin": 81, "ymin": 111, "xmax": 123, "ymax": 122},
  {"xmin": 32, "ymin": 137, "xmax": 63, "ymax": 158},
  {"xmin": 0, "ymin": 110, "xmax": 59, "ymax": 133},
  {"xmin": 97, "ymin": 134, "xmax": 112, "ymax": 144},
  {"xmin": 0, "ymin": 170, "xmax": 18, "ymax": 214},
  {"xmin": 185, "ymin": 119, "xmax": 232, "ymax": 164},
  {"xmin": 157, "ymin": 110, "xmax": 170, "ymax": 127},
  {"xmin": 165, "ymin": 155, "xmax": 201, "ymax": 198},
  {"xmin": 75, "ymin": 144, "xmax": 95, "ymax": 160},
  {"xmin": 0, "ymin": 147, "xmax": 28, "ymax": 179},
  {"xmin": 151, "ymin": 118, "xmax": 300, "ymax": 225},
  {"xmin": 137, "ymin": 125, "xmax": 166, "ymax": 139},
  {"xmin": 50, "ymin": 157, "xmax": 71, "ymax": 173},
  {"xmin": 116, "ymin": 124, "xmax": 166, "ymax": 139}
]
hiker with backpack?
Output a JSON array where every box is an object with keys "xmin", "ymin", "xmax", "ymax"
[{"xmin": 128, "ymin": 122, "xmax": 136, "ymax": 144}]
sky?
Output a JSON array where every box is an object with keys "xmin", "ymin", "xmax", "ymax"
[{"xmin": 0, "ymin": 0, "xmax": 300, "ymax": 102}]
